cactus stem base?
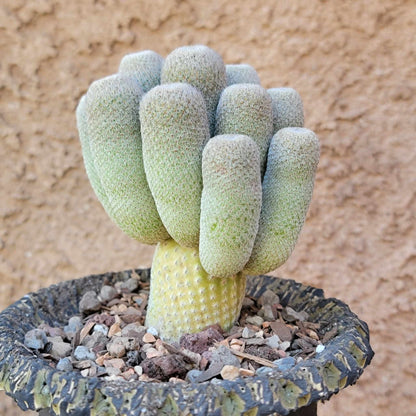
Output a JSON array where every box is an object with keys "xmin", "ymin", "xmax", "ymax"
[{"xmin": 145, "ymin": 239, "xmax": 247, "ymax": 342}]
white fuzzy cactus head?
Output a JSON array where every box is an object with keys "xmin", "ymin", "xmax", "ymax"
[{"xmin": 77, "ymin": 44, "xmax": 320, "ymax": 278}]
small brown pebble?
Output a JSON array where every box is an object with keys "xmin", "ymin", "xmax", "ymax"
[
  {"xmin": 178, "ymin": 348, "xmax": 201, "ymax": 365},
  {"xmin": 307, "ymin": 330, "xmax": 319, "ymax": 341},
  {"xmin": 230, "ymin": 344, "xmax": 243, "ymax": 352},
  {"xmin": 121, "ymin": 323, "xmax": 146, "ymax": 338},
  {"xmin": 73, "ymin": 360, "xmax": 93, "ymax": 370},
  {"xmin": 121, "ymin": 368, "xmax": 137, "ymax": 380},
  {"xmin": 107, "ymin": 342, "xmax": 126, "ymax": 358},
  {"xmin": 146, "ymin": 348, "xmax": 162, "ymax": 359},
  {"xmin": 270, "ymin": 321, "xmax": 293, "ymax": 342},
  {"xmin": 80, "ymin": 321, "xmax": 95, "ymax": 343},
  {"xmin": 230, "ymin": 339, "xmax": 244, "ymax": 347},
  {"xmin": 96, "ymin": 353, "xmax": 110, "ymax": 366},
  {"xmin": 104, "ymin": 358, "xmax": 125, "ymax": 370},
  {"xmin": 169, "ymin": 377, "xmax": 186, "ymax": 383},
  {"xmin": 221, "ymin": 365, "xmax": 240, "ymax": 381},
  {"xmin": 113, "ymin": 304, "xmax": 128, "ymax": 314},
  {"xmin": 143, "ymin": 333, "xmax": 156, "ymax": 343},
  {"xmin": 121, "ymin": 315, "xmax": 143, "ymax": 325},
  {"xmin": 108, "ymin": 323, "xmax": 122, "ymax": 338},
  {"xmin": 139, "ymin": 373, "xmax": 154, "ymax": 382},
  {"xmin": 239, "ymin": 368, "xmax": 255, "ymax": 377},
  {"xmin": 106, "ymin": 298, "xmax": 122, "ymax": 308},
  {"xmin": 141, "ymin": 343, "xmax": 153, "ymax": 353},
  {"xmin": 217, "ymin": 339, "xmax": 229, "ymax": 347},
  {"xmin": 199, "ymin": 356, "xmax": 209, "ymax": 370}
]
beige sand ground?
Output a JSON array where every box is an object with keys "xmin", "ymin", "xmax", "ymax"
[{"xmin": 1, "ymin": 1, "xmax": 415, "ymax": 414}]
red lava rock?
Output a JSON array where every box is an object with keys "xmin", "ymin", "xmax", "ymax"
[
  {"xmin": 91, "ymin": 313, "xmax": 116, "ymax": 327},
  {"xmin": 40, "ymin": 325, "xmax": 67, "ymax": 339},
  {"xmin": 179, "ymin": 325, "xmax": 224, "ymax": 354},
  {"xmin": 141, "ymin": 354, "xmax": 190, "ymax": 381},
  {"xmin": 244, "ymin": 345, "xmax": 281, "ymax": 364}
]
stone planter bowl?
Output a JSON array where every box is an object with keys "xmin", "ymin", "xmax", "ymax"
[{"xmin": 0, "ymin": 269, "xmax": 374, "ymax": 415}]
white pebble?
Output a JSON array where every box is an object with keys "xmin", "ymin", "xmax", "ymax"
[{"xmin": 316, "ymin": 344, "xmax": 325, "ymax": 354}]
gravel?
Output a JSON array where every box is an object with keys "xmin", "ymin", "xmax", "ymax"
[{"xmin": 23, "ymin": 275, "xmax": 330, "ymax": 383}]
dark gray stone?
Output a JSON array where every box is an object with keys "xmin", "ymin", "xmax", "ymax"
[{"xmin": 79, "ymin": 291, "xmax": 101, "ymax": 314}]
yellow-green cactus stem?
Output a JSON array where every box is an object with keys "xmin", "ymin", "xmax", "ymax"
[
  {"xmin": 200, "ymin": 135, "xmax": 262, "ymax": 278},
  {"xmin": 118, "ymin": 50, "xmax": 164, "ymax": 93},
  {"xmin": 244, "ymin": 127, "xmax": 320, "ymax": 275},
  {"xmin": 225, "ymin": 64, "xmax": 261, "ymax": 86},
  {"xmin": 140, "ymin": 83, "xmax": 210, "ymax": 248},
  {"xmin": 145, "ymin": 239, "xmax": 247, "ymax": 342},
  {"xmin": 161, "ymin": 45, "xmax": 226, "ymax": 135},
  {"xmin": 84, "ymin": 73, "xmax": 170, "ymax": 244},
  {"xmin": 215, "ymin": 84, "xmax": 273, "ymax": 175},
  {"xmin": 268, "ymin": 87, "xmax": 304, "ymax": 133}
]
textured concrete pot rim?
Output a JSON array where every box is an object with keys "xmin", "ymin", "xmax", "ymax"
[{"xmin": 0, "ymin": 269, "xmax": 374, "ymax": 415}]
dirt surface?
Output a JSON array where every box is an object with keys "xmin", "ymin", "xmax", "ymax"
[{"xmin": 0, "ymin": 1, "xmax": 415, "ymax": 415}]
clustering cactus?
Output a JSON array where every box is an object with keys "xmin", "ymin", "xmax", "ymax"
[{"xmin": 77, "ymin": 45, "xmax": 320, "ymax": 342}]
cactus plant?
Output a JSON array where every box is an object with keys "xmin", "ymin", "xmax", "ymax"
[{"xmin": 77, "ymin": 45, "xmax": 320, "ymax": 342}]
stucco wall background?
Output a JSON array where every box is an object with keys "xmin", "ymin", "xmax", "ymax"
[{"xmin": 1, "ymin": 1, "xmax": 415, "ymax": 415}]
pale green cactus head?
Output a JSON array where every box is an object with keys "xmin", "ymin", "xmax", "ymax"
[{"xmin": 77, "ymin": 45, "xmax": 320, "ymax": 341}]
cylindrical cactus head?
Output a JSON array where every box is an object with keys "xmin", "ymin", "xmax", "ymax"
[
  {"xmin": 78, "ymin": 45, "xmax": 320, "ymax": 287},
  {"xmin": 215, "ymin": 83, "xmax": 274, "ymax": 175},
  {"xmin": 140, "ymin": 83, "xmax": 210, "ymax": 248},
  {"xmin": 225, "ymin": 64, "xmax": 261, "ymax": 86},
  {"xmin": 81, "ymin": 73, "xmax": 169, "ymax": 244},
  {"xmin": 118, "ymin": 50, "xmax": 164, "ymax": 93},
  {"xmin": 77, "ymin": 45, "xmax": 321, "ymax": 341},
  {"xmin": 268, "ymin": 87, "xmax": 304, "ymax": 134},
  {"xmin": 200, "ymin": 134, "xmax": 262, "ymax": 278},
  {"xmin": 244, "ymin": 127, "xmax": 320, "ymax": 275},
  {"xmin": 76, "ymin": 95, "xmax": 110, "ymax": 210},
  {"xmin": 160, "ymin": 45, "xmax": 226, "ymax": 135}
]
